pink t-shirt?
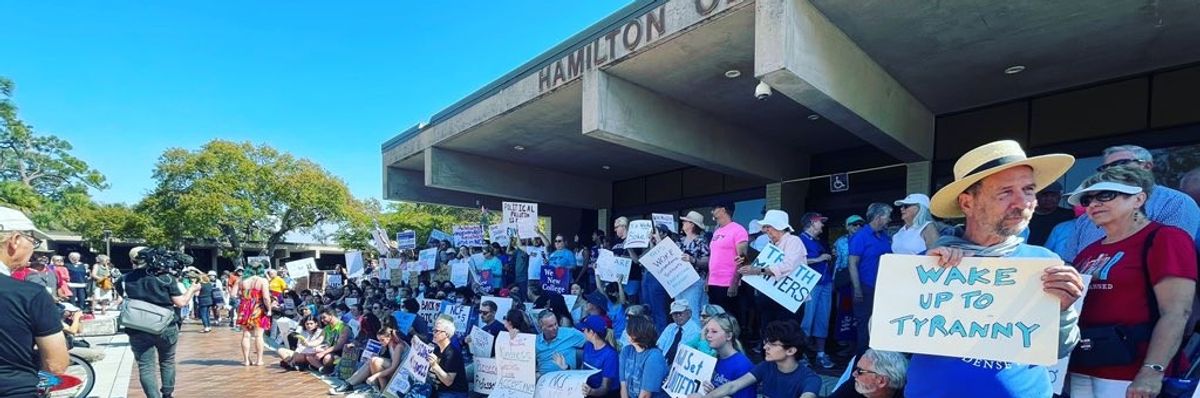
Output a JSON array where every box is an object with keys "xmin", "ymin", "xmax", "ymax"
[{"xmin": 708, "ymin": 221, "xmax": 750, "ymax": 287}]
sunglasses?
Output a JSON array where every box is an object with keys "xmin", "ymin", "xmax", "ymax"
[
  {"xmin": 555, "ymin": 240, "xmax": 564, "ymax": 243},
  {"xmin": 1096, "ymin": 158, "xmax": 1146, "ymax": 172},
  {"xmin": 849, "ymin": 222, "xmax": 865, "ymax": 227},
  {"xmin": 1079, "ymin": 191, "xmax": 1127, "ymax": 207},
  {"xmin": 853, "ymin": 366, "xmax": 878, "ymax": 377}
]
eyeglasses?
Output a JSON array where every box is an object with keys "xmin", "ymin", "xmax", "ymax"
[
  {"xmin": 1079, "ymin": 191, "xmax": 1126, "ymax": 207},
  {"xmin": 852, "ymin": 366, "xmax": 878, "ymax": 377},
  {"xmin": 762, "ymin": 340, "xmax": 786, "ymax": 349},
  {"xmin": 17, "ymin": 232, "xmax": 42, "ymax": 247},
  {"xmin": 434, "ymin": 329, "xmax": 449, "ymax": 335},
  {"xmin": 555, "ymin": 240, "xmax": 564, "ymax": 243},
  {"xmin": 1097, "ymin": 158, "xmax": 1146, "ymax": 172}
]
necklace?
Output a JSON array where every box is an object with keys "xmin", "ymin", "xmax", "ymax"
[{"xmin": 1104, "ymin": 216, "xmax": 1150, "ymax": 244}]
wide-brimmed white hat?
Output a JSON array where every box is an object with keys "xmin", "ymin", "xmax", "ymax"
[
  {"xmin": 931, "ymin": 140, "xmax": 1074, "ymax": 218},
  {"xmin": 0, "ymin": 206, "xmax": 36, "ymax": 231},
  {"xmin": 894, "ymin": 193, "xmax": 931, "ymax": 209},
  {"xmin": 1066, "ymin": 181, "xmax": 1144, "ymax": 206},
  {"xmin": 748, "ymin": 219, "xmax": 762, "ymax": 232},
  {"xmin": 679, "ymin": 211, "xmax": 707, "ymax": 231},
  {"xmin": 759, "ymin": 210, "xmax": 793, "ymax": 232}
]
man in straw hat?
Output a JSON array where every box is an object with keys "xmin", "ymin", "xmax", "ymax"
[
  {"xmin": 904, "ymin": 140, "xmax": 1084, "ymax": 397},
  {"xmin": 0, "ymin": 206, "xmax": 69, "ymax": 396}
]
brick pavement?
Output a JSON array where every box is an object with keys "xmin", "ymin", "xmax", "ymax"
[{"xmin": 127, "ymin": 323, "xmax": 332, "ymax": 397}]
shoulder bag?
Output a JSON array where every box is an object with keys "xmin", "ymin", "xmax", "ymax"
[{"xmin": 120, "ymin": 298, "xmax": 177, "ymax": 335}]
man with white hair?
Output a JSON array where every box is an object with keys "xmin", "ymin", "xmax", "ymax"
[
  {"xmin": 0, "ymin": 206, "xmax": 69, "ymax": 396},
  {"xmin": 829, "ymin": 349, "xmax": 909, "ymax": 398}
]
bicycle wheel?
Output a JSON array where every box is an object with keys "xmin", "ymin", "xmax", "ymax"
[{"xmin": 51, "ymin": 353, "xmax": 95, "ymax": 398}]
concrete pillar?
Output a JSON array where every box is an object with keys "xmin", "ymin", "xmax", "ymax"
[
  {"xmin": 766, "ymin": 183, "xmax": 782, "ymax": 210},
  {"xmin": 755, "ymin": 0, "xmax": 934, "ymax": 162},
  {"xmin": 906, "ymin": 161, "xmax": 932, "ymax": 195},
  {"xmin": 582, "ymin": 69, "xmax": 805, "ymax": 181},
  {"xmin": 425, "ymin": 147, "xmax": 611, "ymax": 209}
]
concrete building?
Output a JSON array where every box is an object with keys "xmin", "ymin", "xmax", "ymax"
[{"xmin": 382, "ymin": 0, "xmax": 1200, "ymax": 237}]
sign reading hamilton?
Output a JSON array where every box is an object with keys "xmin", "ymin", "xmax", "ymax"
[{"xmin": 537, "ymin": 0, "xmax": 745, "ymax": 93}]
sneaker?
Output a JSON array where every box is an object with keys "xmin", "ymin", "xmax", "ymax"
[
  {"xmin": 329, "ymin": 383, "xmax": 355, "ymax": 395},
  {"xmin": 816, "ymin": 353, "xmax": 835, "ymax": 369},
  {"xmin": 279, "ymin": 360, "xmax": 295, "ymax": 371},
  {"xmin": 800, "ymin": 355, "xmax": 812, "ymax": 368}
]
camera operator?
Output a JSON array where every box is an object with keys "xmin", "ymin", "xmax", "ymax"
[
  {"xmin": 0, "ymin": 206, "xmax": 68, "ymax": 397},
  {"xmin": 115, "ymin": 246, "xmax": 201, "ymax": 398}
]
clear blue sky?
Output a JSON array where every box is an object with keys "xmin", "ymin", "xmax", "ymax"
[{"xmin": 2, "ymin": 1, "xmax": 629, "ymax": 205}]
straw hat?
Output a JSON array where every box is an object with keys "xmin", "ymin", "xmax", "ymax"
[
  {"xmin": 930, "ymin": 140, "xmax": 1074, "ymax": 218},
  {"xmin": 679, "ymin": 211, "xmax": 707, "ymax": 231}
]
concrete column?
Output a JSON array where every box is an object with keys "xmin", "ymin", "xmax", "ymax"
[
  {"xmin": 766, "ymin": 183, "xmax": 782, "ymax": 210},
  {"xmin": 582, "ymin": 69, "xmax": 805, "ymax": 181},
  {"xmin": 425, "ymin": 147, "xmax": 612, "ymax": 209},
  {"xmin": 906, "ymin": 161, "xmax": 932, "ymax": 195},
  {"xmin": 755, "ymin": 0, "xmax": 934, "ymax": 162}
]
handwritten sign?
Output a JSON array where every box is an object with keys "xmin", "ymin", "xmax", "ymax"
[
  {"xmin": 417, "ymin": 248, "xmax": 438, "ymax": 272},
  {"xmin": 869, "ymin": 254, "xmax": 1061, "ymax": 365},
  {"xmin": 402, "ymin": 336, "xmax": 433, "ymax": 380},
  {"xmin": 285, "ymin": 258, "xmax": 316, "ymax": 280},
  {"xmin": 489, "ymin": 225, "xmax": 510, "ymax": 246},
  {"xmin": 1050, "ymin": 274, "xmax": 1093, "ymax": 394},
  {"xmin": 662, "ymin": 345, "xmax": 717, "ymax": 398},
  {"xmin": 428, "ymin": 229, "xmax": 452, "ymax": 246},
  {"xmin": 397, "ymin": 230, "xmax": 417, "ymax": 250},
  {"xmin": 491, "ymin": 378, "xmax": 535, "ymax": 398},
  {"xmin": 469, "ymin": 326, "xmax": 496, "ymax": 358},
  {"xmin": 418, "ymin": 298, "xmax": 443, "ymax": 325},
  {"xmin": 308, "ymin": 271, "xmax": 326, "ymax": 290},
  {"xmin": 653, "ymin": 213, "xmax": 677, "ymax": 234},
  {"xmin": 481, "ymin": 296, "xmax": 514, "ymax": 323},
  {"xmin": 624, "ymin": 220, "xmax": 653, "ymax": 249},
  {"xmin": 639, "ymin": 238, "xmax": 701, "ymax": 298},
  {"xmin": 535, "ymin": 370, "xmax": 598, "ymax": 398},
  {"xmin": 595, "ymin": 249, "xmax": 631, "ymax": 283},
  {"xmin": 358, "ymin": 339, "xmax": 384, "ymax": 367},
  {"xmin": 393, "ymin": 311, "xmax": 417, "ymax": 334},
  {"xmin": 454, "ymin": 224, "xmax": 486, "ymax": 247},
  {"xmin": 474, "ymin": 358, "xmax": 499, "ymax": 394},
  {"xmin": 442, "ymin": 303, "xmax": 473, "ymax": 339},
  {"xmin": 503, "ymin": 202, "xmax": 539, "ymax": 239},
  {"xmin": 540, "ymin": 265, "xmax": 571, "ymax": 295},
  {"xmin": 742, "ymin": 243, "xmax": 822, "ymax": 312},
  {"xmin": 495, "ymin": 331, "xmax": 537, "ymax": 387},
  {"xmin": 346, "ymin": 251, "xmax": 365, "ymax": 280},
  {"xmin": 450, "ymin": 259, "xmax": 470, "ymax": 288}
]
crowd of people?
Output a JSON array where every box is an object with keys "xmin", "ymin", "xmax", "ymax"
[{"xmin": 1, "ymin": 141, "xmax": 1199, "ymax": 398}]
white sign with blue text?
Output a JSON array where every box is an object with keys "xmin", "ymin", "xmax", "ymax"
[
  {"xmin": 662, "ymin": 345, "xmax": 717, "ymax": 398},
  {"xmin": 742, "ymin": 243, "xmax": 822, "ymax": 312}
]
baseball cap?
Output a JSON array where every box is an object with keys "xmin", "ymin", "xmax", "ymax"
[
  {"xmin": 801, "ymin": 212, "xmax": 828, "ymax": 224},
  {"xmin": 577, "ymin": 315, "xmax": 607, "ymax": 336},
  {"xmin": 670, "ymin": 299, "xmax": 690, "ymax": 314},
  {"xmin": 0, "ymin": 206, "xmax": 37, "ymax": 231},
  {"xmin": 894, "ymin": 193, "xmax": 931, "ymax": 209},
  {"xmin": 845, "ymin": 215, "xmax": 865, "ymax": 226}
]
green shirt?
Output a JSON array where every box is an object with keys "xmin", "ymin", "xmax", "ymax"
[{"xmin": 324, "ymin": 321, "xmax": 346, "ymax": 347}]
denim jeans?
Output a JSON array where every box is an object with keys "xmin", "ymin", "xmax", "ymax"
[
  {"xmin": 642, "ymin": 273, "xmax": 669, "ymax": 330},
  {"xmin": 197, "ymin": 304, "xmax": 212, "ymax": 328},
  {"xmin": 129, "ymin": 325, "xmax": 180, "ymax": 398},
  {"xmin": 677, "ymin": 280, "xmax": 705, "ymax": 324},
  {"xmin": 72, "ymin": 288, "xmax": 88, "ymax": 310}
]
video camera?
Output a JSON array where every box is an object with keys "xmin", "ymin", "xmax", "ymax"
[{"xmin": 135, "ymin": 247, "xmax": 194, "ymax": 276}]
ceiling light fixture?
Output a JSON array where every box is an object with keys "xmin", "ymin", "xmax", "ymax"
[
  {"xmin": 1004, "ymin": 65, "xmax": 1026, "ymax": 75},
  {"xmin": 724, "ymin": 69, "xmax": 741, "ymax": 78},
  {"xmin": 807, "ymin": 114, "xmax": 820, "ymax": 121},
  {"xmin": 513, "ymin": 145, "xmax": 525, "ymax": 151},
  {"xmin": 601, "ymin": 165, "xmax": 611, "ymax": 170}
]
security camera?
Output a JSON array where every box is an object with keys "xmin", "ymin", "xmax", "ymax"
[{"xmin": 755, "ymin": 81, "xmax": 772, "ymax": 100}]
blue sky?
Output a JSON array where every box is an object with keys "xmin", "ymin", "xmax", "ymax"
[{"xmin": 2, "ymin": 1, "xmax": 629, "ymax": 205}]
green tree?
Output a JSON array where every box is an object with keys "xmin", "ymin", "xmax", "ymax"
[
  {"xmin": 73, "ymin": 204, "xmax": 166, "ymax": 252},
  {"xmin": 141, "ymin": 140, "xmax": 355, "ymax": 265},
  {"xmin": 335, "ymin": 200, "xmax": 484, "ymax": 253},
  {"xmin": 1, "ymin": 77, "xmax": 108, "ymax": 198}
]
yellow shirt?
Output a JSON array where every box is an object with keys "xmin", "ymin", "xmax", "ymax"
[{"xmin": 269, "ymin": 276, "xmax": 286, "ymax": 293}]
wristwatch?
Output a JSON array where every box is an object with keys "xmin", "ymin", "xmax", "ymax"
[{"xmin": 1143, "ymin": 363, "xmax": 1166, "ymax": 372}]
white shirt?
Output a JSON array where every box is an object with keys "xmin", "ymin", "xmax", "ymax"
[{"xmin": 892, "ymin": 222, "xmax": 930, "ymax": 255}]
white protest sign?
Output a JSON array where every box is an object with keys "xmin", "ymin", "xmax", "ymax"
[
  {"xmin": 450, "ymin": 259, "xmax": 470, "ymax": 288},
  {"xmin": 345, "ymin": 297, "xmax": 359, "ymax": 308},
  {"xmin": 595, "ymin": 249, "xmax": 632, "ymax": 283},
  {"xmin": 418, "ymin": 298, "xmax": 443, "ymax": 325},
  {"xmin": 327, "ymin": 274, "xmax": 344, "ymax": 290},
  {"xmin": 371, "ymin": 224, "xmax": 392, "ymax": 255},
  {"xmin": 384, "ymin": 368, "xmax": 412, "ymax": 397},
  {"xmin": 454, "ymin": 224, "xmax": 486, "ymax": 247},
  {"xmin": 469, "ymin": 326, "xmax": 496, "ymax": 358},
  {"xmin": 869, "ymin": 254, "xmax": 1061, "ymax": 365},
  {"xmin": 495, "ymin": 331, "xmax": 537, "ymax": 387},
  {"xmin": 481, "ymin": 296, "xmax": 513, "ymax": 323},
  {"xmin": 385, "ymin": 259, "xmax": 404, "ymax": 286},
  {"xmin": 358, "ymin": 339, "xmax": 384, "ymax": 367},
  {"xmin": 402, "ymin": 336, "xmax": 433, "ymax": 380},
  {"xmin": 428, "ymin": 229, "xmax": 452, "ymax": 246},
  {"xmin": 624, "ymin": 220, "xmax": 653, "ymax": 249},
  {"xmin": 653, "ymin": 213, "xmax": 677, "ymax": 234},
  {"xmin": 502, "ymin": 202, "xmax": 539, "ymax": 239},
  {"xmin": 742, "ymin": 243, "xmax": 822, "ymax": 312},
  {"xmin": 1050, "ymin": 274, "xmax": 1093, "ymax": 394},
  {"xmin": 662, "ymin": 345, "xmax": 718, "ymax": 398},
  {"xmin": 417, "ymin": 248, "xmax": 438, "ymax": 272},
  {"xmin": 491, "ymin": 378, "xmax": 535, "ymax": 398},
  {"xmin": 396, "ymin": 230, "xmax": 417, "ymax": 250},
  {"xmin": 443, "ymin": 304, "xmax": 472, "ymax": 339},
  {"xmin": 346, "ymin": 250, "xmax": 365, "ymax": 280},
  {"xmin": 474, "ymin": 357, "xmax": 499, "ymax": 394},
  {"xmin": 534, "ymin": 370, "xmax": 598, "ymax": 398},
  {"xmin": 285, "ymin": 258, "xmax": 316, "ymax": 280},
  {"xmin": 639, "ymin": 238, "xmax": 701, "ymax": 298},
  {"xmin": 489, "ymin": 224, "xmax": 510, "ymax": 246}
]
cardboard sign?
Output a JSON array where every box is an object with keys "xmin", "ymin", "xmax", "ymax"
[
  {"xmin": 396, "ymin": 230, "xmax": 417, "ymax": 250},
  {"xmin": 308, "ymin": 271, "xmax": 327, "ymax": 290},
  {"xmin": 540, "ymin": 265, "xmax": 571, "ymax": 295},
  {"xmin": 402, "ymin": 336, "xmax": 433, "ymax": 380},
  {"xmin": 742, "ymin": 243, "xmax": 822, "ymax": 312},
  {"xmin": 869, "ymin": 254, "xmax": 1061, "ymax": 365},
  {"xmin": 469, "ymin": 326, "xmax": 496, "ymax": 358},
  {"xmin": 453, "ymin": 224, "xmax": 486, "ymax": 247},
  {"xmin": 285, "ymin": 258, "xmax": 317, "ymax": 280},
  {"xmin": 595, "ymin": 249, "xmax": 631, "ymax": 283},
  {"xmin": 371, "ymin": 224, "xmax": 392, "ymax": 255},
  {"xmin": 393, "ymin": 311, "xmax": 417, "ymax": 334},
  {"xmin": 418, "ymin": 298, "xmax": 443, "ymax": 325},
  {"xmin": 653, "ymin": 213, "xmax": 677, "ymax": 234},
  {"xmin": 1050, "ymin": 274, "xmax": 1093, "ymax": 394},
  {"xmin": 428, "ymin": 229, "xmax": 452, "ymax": 246},
  {"xmin": 358, "ymin": 339, "xmax": 384, "ymax": 367},
  {"xmin": 662, "ymin": 345, "xmax": 718, "ymax": 398},
  {"xmin": 474, "ymin": 357, "xmax": 499, "ymax": 394},
  {"xmin": 417, "ymin": 248, "xmax": 438, "ymax": 272},
  {"xmin": 481, "ymin": 296, "xmax": 513, "ymax": 323},
  {"xmin": 639, "ymin": 238, "xmax": 701, "ymax": 298},
  {"xmin": 494, "ymin": 332, "xmax": 537, "ymax": 395},
  {"xmin": 489, "ymin": 225, "xmax": 510, "ymax": 246},
  {"xmin": 346, "ymin": 251, "xmax": 365, "ymax": 280},
  {"xmin": 535, "ymin": 370, "xmax": 598, "ymax": 398},
  {"xmin": 450, "ymin": 259, "xmax": 470, "ymax": 288},
  {"xmin": 502, "ymin": 202, "xmax": 539, "ymax": 239},
  {"xmin": 624, "ymin": 220, "xmax": 653, "ymax": 249}
]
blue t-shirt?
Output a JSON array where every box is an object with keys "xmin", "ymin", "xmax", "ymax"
[
  {"xmin": 749, "ymin": 361, "xmax": 822, "ymax": 398},
  {"xmin": 712, "ymin": 352, "xmax": 756, "ymax": 398},
  {"xmin": 536, "ymin": 327, "xmax": 586, "ymax": 374},
  {"xmin": 608, "ymin": 302, "xmax": 626, "ymax": 342},
  {"xmin": 849, "ymin": 226, "xmax": 891, "ymax": 288},
  {"xmin": 549, "ymin": 249, "xmax": 577, "ymax": 269},
  {"xmin": 483, "ymin": 257, "xmax": 504, "ymax": 290},
  {"xmin": 904, "ymin": 244, "xmax": 1060, "ymax": 398},
  {"xmin": 800, "ymin": 232, "xmax": 831, "ymax": 284},
  {"xmin": 620, "ymin": 345, "xmax": 669, "ymax": 398},
  {"xmin": 583, "ymin": 343, "xmax": 620, "ymax": 394}
]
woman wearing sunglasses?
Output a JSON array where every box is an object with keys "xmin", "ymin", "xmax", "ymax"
[{"xmin": 1067, "ymin": 166, "xmax": 1197, "ymax": 398}]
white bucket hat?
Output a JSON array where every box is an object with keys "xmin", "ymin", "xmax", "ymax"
[
  {"xmin": 894, "ymin": 193, "xmax": 931, "ymax": 209},
  {"xmin": 748, "ymin": 219, "xmax": 762, "ymax": 232},
  {"xmin": 930, "ymin": 140, "xmax": 1074, "ymax": 218},
  {"xmin": 1066, "ymin": 181, "xmax": 1144, "ymax": 206},
  {"xmin": 759, "ymin": 210, "xmax": 793, "ymax": 232}
]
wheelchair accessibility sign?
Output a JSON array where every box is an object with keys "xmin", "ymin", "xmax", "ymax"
[{"xmin": 830, "ymin": 173, "xmax": 849, "ymax": 193}]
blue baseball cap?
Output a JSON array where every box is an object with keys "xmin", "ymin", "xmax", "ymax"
[{"xmin": 577, "ymin": 315, "xmax": 607, "ymax": 336}]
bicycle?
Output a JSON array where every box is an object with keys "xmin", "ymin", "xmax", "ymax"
[{"xmin": 37, "ymin": 352, "xmax": 96, "ymax": 398}]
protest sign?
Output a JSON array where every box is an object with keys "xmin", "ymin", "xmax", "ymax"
[
  {"xmin": 345, "ymin": 297, "xmax": 358, "ymax": 308},
  {"xmin": 450, "ymin": 259, "xmax": 470, "ymax": 288},
  {"xmin": 402, "ymin": 336, "xmax": 433, "ymax": 380},
  {"xmin": 491, "ymin": 378, "xmax": 535, "ymax": 398},
  {"xmin": 639, "ymin": 238, "xmax": 701, "ymax": 298},
  {"xmin": 662, "ymin": 345, "xmax": 717, "ymax": 398},
  {"xmin": 346, "ymin": 251, "xmax": 365, "ymax": 279},
  {"xmin": 285, "ymin": 258, "xmax": 316, "ymax": 280},
  {"xmin": 385, "ymin": 259, "xmax": 404, "ymax": 286},
  {"xmin": 308, "ymin": 271, "xmax": 326, "ymax": 290},
  {"xmin": 327, "ymin": 274, "xmax": 343, "ymax": 290},
  {"xmin": 1050, "ymin": 274, "xmax": 1093, "ymax": 394},
  {"xmin": 442, "ymin": 303, "xmax": 472, "ymax": 339},
  {"xmin": 534, "ymin": 370, "xmax": 598, "ymax": 398},
  {"xmin": 246, "ymin": 256, "xmax": 271, "ymax": 269},
  {"xmin": 383, "ymin": 368, "xmax": 413, "ymax": 398},
  {"xmin": 396, "ymin": 230, "xmax": 417, "ymax": 250},
  {"xmin": 371, "ymin": 224, "xmax": 392, "ymax": 255},
  {"xmin": 418, "ymin": 298, "xmax": 443, "ymax": 325},
  {"xmin": 624, "ymin": 220, "xmax": 653, "ymax": 249},
  {"xmin": 495, "ymin": 332, "xmax": 537, "ymax": 395},
  {"xmin": 595, "ymin": 249, "xmax": 631, "ymax": 283},
  {"xmin": 417, "ymin": 248, "xmax": 438, "ymax": 271},
  {"xmin": 563, "ymin": 294, "xmax": 579, "ymax": 312},
  {"xmin": 358, "ymin": 339, "xmax": 384, "ymax": 367},
  {"xmin": 469, "ymin": 326, "xmax": 496, "ymax": 358},
  {"xmin": 502, "ymin": 202, "xmax": 539, "ymax": 239},
  {"xmin": 526, "ymin": 247, "xmax": 546, "ymax": 280},
  {"xmin": 481, "ymin": 296, "xmax": 513, "ymax": 323},
  {"xmin": 741, "ymin": 243, "xmax": 822, "ymax": 312},
  {"xmin": 489, "ymin": 225, "xmax": 510, "ymax": 246},
  {"xmin": 393, "ymin": 311, "xmax": 416, "ymax": 334},
  {"xmin": 869, "ymin": 254, "xmax": 1061, "ymax": 365},
  {"xmin": 540, "ymin": 265, "xmax": 570, "ymax": 295},
  {"xmin": 653, "ymin": 213, "xmax": 677, "ymax": 233},
  {"xmin": 474, "ymin": 357, "xmax": 499, "ymax": 394},
  {"xmin": 428, "ymin": 229, "xmax": 452, "ymax": 246},
  {"xmin": 453, "ymin": 224, "xmax": 486, "ymax": 247}
]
